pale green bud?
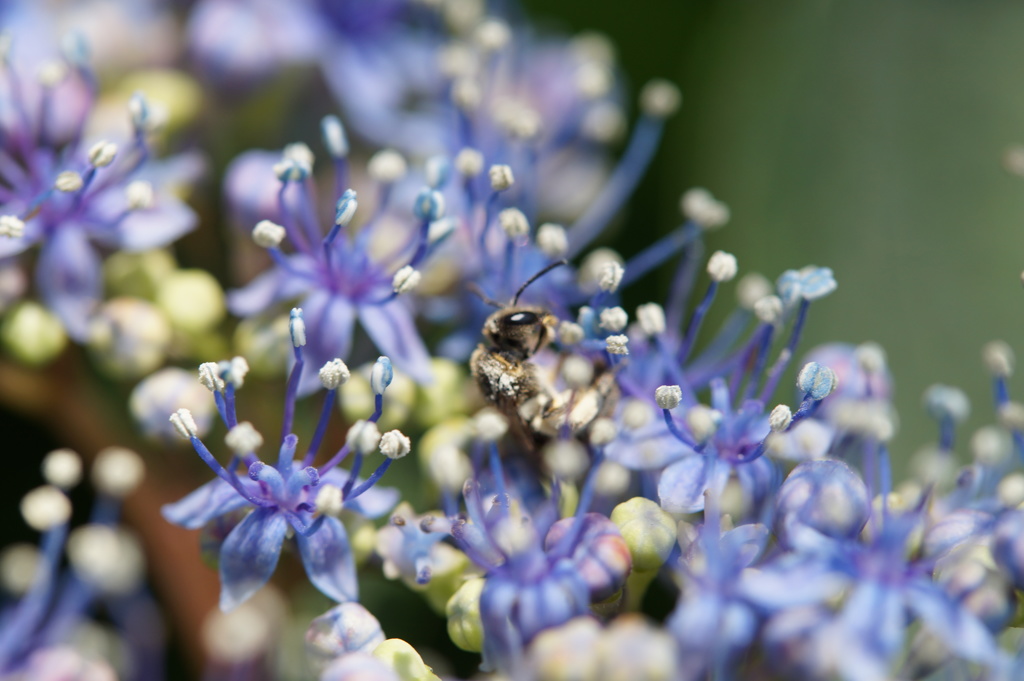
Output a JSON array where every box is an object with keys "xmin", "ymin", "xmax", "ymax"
[
  {"xmin": 233, "ymin": 315, "xmax": 290, "ymax": 378},
  {"xmin": 103, "ymin": 249, "xmax": 176, "ymax": 300},
  {"xmin": 415, "ymin": 358, "xmax": 469, "ymax": 426},
  {"xmin": 611, "ymin": 497, "xmax": 677, "ymax": 572},
  {"xmin": 87, "ymin": 297, "xmax": 172, "ymax": 378},
  {"xmin": 372, "ymin": 639, "xmax": 442, "ymax": 681},
  {"xmin": 1, "ymin": 302, "xmax": 67, "ymax": 365},
  {"xmin": 446, "ymin": 577, "xmax": 485, "ymax": 653},
  {"xmin": 155, "ymin": 269, "xmax": 225, "ymax": 333}
]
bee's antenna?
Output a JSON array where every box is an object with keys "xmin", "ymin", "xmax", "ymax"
[
  {"xmin": 513, "ymin": 259, "xmax": 568, "ymax": 305},
  {"xmin": 467, "ymin": 282, "xmax": 504, "ymax": 308}
]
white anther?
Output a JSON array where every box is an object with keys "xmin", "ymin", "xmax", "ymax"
[
  {"xmin": 598, "ymin": 261, "xmax": 625, "ymax": 293},
  {"xmin": 581, "ymin": 102, "xmax": 627, "ymax": 143},
  {"xmin": 736, "ymin": 273, "xmax": 772, "ymax": 310},
  {"xmin": 222, "ymin": 357, "xmax": 249, "ymax": 388},
  {"xmin": 88, "ymin": 141, "xmax": 117, "ymax": 168},
  {"xmin": 561, "ymin": 355, "xmax": 594, "ymax": 390},
  {"xmin": 622, "ymin": 398, "xmax": 654, "ymax": 429},
  {"xmin": 707, "ymin": 251, "xmax": 738, "ymax": 282},
  {"xmin": 0, "ymin": 544, "xmax": 40, "ymax": 595},
  {"xmin": 970, "ymin": 425, "xmax": 1010, "ymax": 467},
  {"xmin": 769, "ymin": 404, "xmax": 793, "ymax": 432},
  {"xmin": 605, "ymin": 334, "xmax": 629, "ymax": 355},
  {"xmin": 599, "ymin": 306, "xmax": 628, "ymax": 332},
  {"xmin": 572, "ymin": 31, "xmax": 616, "ymax": 65},
  {"xmin": 54, "ymin": 171, "xmax": 83, "ymax": 193},
  {"xmin": 639, "ymin": 79, "xmax": 681, "ymax": 118},
  {"xmin": 686, "ymin": 405, "xmax": 721, "ymax": 443},
  {"xmin": 37, "ymin": 60, "xmax": 68, "ymax": 87},
  {"xmin": 576, "ymin": 62, "xmax": 613, "ymax": 99},
  {"xmin": 319, "ymin": 359, "xmax": 351, "ymax": 390},
  {"xmin": 322, "ymin": 117, "xmax": 349, "ymax": 158},
  {"xmin": 92, "ymin": 447, "xmax": 144, "ymax": 497},
  {"xmin": 252, "ymin": 218, "xmax": 288, "ymax": 249},
  {"xmin": 67, "ymin": 525, "xmax": 144, "ymax": 594},
  {"xmin": 346, "ymin": 420, "xmax": 382, "ymax": 455},
  {"xmin": 655, "ymin": 385, "xmax": 682, "ymax": 410},
  {"xmin": 594, "ymin": 460, "xmax": 630, "ymax": 497},
  {"xmin": 489, "ymin": 164, "xmax": 515, "ymax": 191},
  {"xmin": 753, "ymin": 296, "xmax": 783, "ymax": 325},
  {"xmin": 315, "ymin": 485, "xmax": 344, "ymax": 517},
  {"xmin": 392, "ymin": 266, "xmax": 422, "ymax": 294},
  {"xmin": 998, "ymin": 473, "xmax": 1024, "ymax": 508},
  {"xmin": 428, "ymin": 445, "xmax": 473, "ymax": 493},
  {"xmin": 437, "ymin": 41, "xmax": 477, "ymax": 79},
  {"xmin": 452, "ymin": 77, "xmax": 483, "ymax": 111},
  {"xmin": 474, "ymin": 18, "xmax": 511, "ymax": 52},
  {"xmin": 1000, "ymin": 401, "xmax": 1024, "ymax": 432},
  {"xmin": 0, "ymin": 215, "xmax": 25, "ymax": 238},
  {"xmin": 42, "ymin": 449, "xmax": 82, "ymax": 489},
  {"xmin": 283, "ymin": 142, "xmax": 314, "ymax": 172},
  {"xmin": 454, "ymin": 148, "xmax": 484, "ymax": 177},
  {"xmin": 589, "ymin": 417, "xmax": 618, "ymax": 446},
  {"xmin": 558, "ymin": 321, "xmax": 585, "ymax": 345},
  {"xmin": 198, "ymin": 362, "xmax": 225, "ymax": 392},
  {"xmin": 855, "ymin": 342, "xmax": 888, "ymax": 374},
  {"xmin": 367, "ymin": 149, "xmax": 408, "ymax": 184},
  {"xmin": 983, "ymin": 340, "xmax": 1015, "ymax": 378},
  {"xmin": 225, "ymin": 422, "xmax": 264, "ymax": 457},
  {"xmin": 536, "ymin": 223, "xmax": 568, "ymax": 258},
  {"xmin": 681, "ymin": 188, "xmax": 730, "ymax": 229},
  {"xmin": 498, "ymin": 208, "xmax": 529, "ymax": 238},
  {"xmin": 543, "ymin": 440, "xmax": 588, "ymax": 481},
  {"xmin": 833, "ymin": 400, "xmax": 896, "ymax": 442},
  {"xmin": 495, "ymin": 102, "xmax": 542, "ymax": 140},
  {"xmin": 125, "ymin": 181, "xmax": 154, "ymax": 210},
  {"xmin": 170, "ymin": 408, "xmax": 198, "ymax": 439},
  {"xmin": 379, "ymin": 430, "xmax": 412, "ymax": 459},
  {"xmin": 21, "ymin": 486, "xmax": 71, "ymax": 531},
  {"xmin": 636, "ymin": 303, "xmax": 666, "ymax": 336},
  {"xmin": 473, "ymin": 408, "xmax": 509, "ymax": 442}
]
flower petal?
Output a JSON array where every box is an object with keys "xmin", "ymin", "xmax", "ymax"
[
  {"xmin": 36, "ymin": 226, "xmax": 101, "ymax": 340},
  {"xmin": 106, "ymin": 194, "xmax": 198, "ymax": 251},
  {"xmin": 296, "ymin": 515, "xmax": 358, "ymax": 603},
  {"xmin": 905, "ymin": 581, "xmax": 999, "ymax": 663},
  {"xmin": 161, "ymin": 477, "xmax": 254, "ymax": 530},
  {"xmin": 218, "ymin": 507, "xmax": 287, "ymax": 611},
  {"xmin": 658, "ymin": 455, "xmax": 728, "ymax": 514},
  {"xmin": 358, "ymin": 300, "xmax": 433, "ymax": 384}
]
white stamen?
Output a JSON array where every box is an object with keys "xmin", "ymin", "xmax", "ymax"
[
  {"xmin": 321, "ymin": 116, "xmax": 349, "ymax": 158},
  {"xmin": 769, "ymin": 405, "xmax": 793, "ymax": 432},
  {"xmin": 581, "ymin": 102, "xmax": 627, "ymax": 143},
  {"xmin": 425, "ymin": 155, "xmax": 450, "ymax": 188},
  {"xmin": 598, "ymin": 262, "xmax": 625, "ymax": 292},
  {"xmin": 222, "ymin": 356, "xmax": 249, "ymax": 388},
  {"xmin": 498, "ymin": 208, "xmax": 529, "ymax": 238},
  {"xmin": 622, "ymin": 398, "xmax": 654, "ymax": 429},
  {"xmin": 283, "ymin": 142, "xmax": 314, "ymax": 172},
  {"xmin": 428, "ymin": 217, "xmax": 457, "ymax": 244},
  {"xmin": 855, "ymin": 342, "xmax": 888, "ymax": 374},
  {"xmin": 21, "ymin": 486, "xmax": 71, "ymax": 531},
  {"xmin": 0, "ymin": 544, "xmax": 40, "ymax": 595},
  {"xmin": 1000, "ymin": 401, "xmax": 1024, "ymax": 432},
  {"xmin": 392, "ymin": 266, "xmax": 422, "ymax": 294},
  {"xmin": 225, "ymin": 422, "xmax": 264, "ymax": 457},
  {"xmin": 543, "ymin": 440, "xmax": 588, "ymax": 481},
  {"xmin": 37, "ymin": 60, "xmax": 68, "ymax": 87},
  {"xmin": 92, "ymin": 447, "xmax": 145, "ymax": 497},
  {"xmin": 0, "ymin": 215, "xmax": 25, "ymax": 238},
  {"xmin": 42, "ymin": 448, "xmax": 82, "ymax": 489},
  {"xmin": 636, "ymin": 303, "xmax": 666, "ymax": 336},
  {"xmin": 599, "ymin": 306, "xmax": 628, "ymax": 332},
  {"xmin": 983, "ymin": 340, "xmax": 1015, "ymax": 378},
  {"xmin": 998, "ymin": 473, "xmax": 1024, "ymax": 508},
  {"xmin": 379, "ymin": 430, "xmax": 412, "ymax": 459},
  {"xmin": 367, "ymin": 149, "xmax": 408, "ymax": 184},
  {"xmin": 558, "ymin": 321, "xmax": 585, "ymax": 345},
  {"xmin": 536, "ymin": 223, "xmax": 568, "ymax": 258},
  {"xmin": 605, "ymin": 334, "xmax": 629, "ymax": 355},
  {"xmin": 753, "ymin": 296, "xmax": 783, "ymax": 325},
  {"xmin": 125, "ymin": 181, "xmax": 154, "ymax": 210},
  {"xmin": 971, "ymin": 425, "xmax": 1010, "ymax": 467},
  {"xmin": 685, "ymin": 405, "xmax": 721, "ymax": 443},
  {"xmin": 290, "ymin": 308, "xmax": 306, "ymax": 347},
  {"xmin": 681, "ymin": 188, "xmax": 730, "ymax": 229},
  {"xmin": 428, "ymin": 445, "xmax": 473, "ymax": 493},
  {"xmin": 639, "ymin": 79, "xmax": 681, "ymax": 118},
  {"xmin": 170, "ymin": 408, "xmax": 198, "ymax": 439},
  {"xmin": 489, "ymin": 164, "xmax": 515, "ymax": 191},
  {"xmin": 572, "ymin": 31, "xmax": 616, "ymax": 65},
  {"xmin": 315, "ymin": 485, "xmax": 344, "ymax": 517},
  {"xmin": 451, "ymin": 77, "xmax": 483, "ymax": 111},
  {"xmin": 576, "ymin": 62, "xmax": 613, "ymax": 99},
  {"xmin": 319, "ymin": 359, "xmax": 351, "ymax": 390},
  {"xmin": 198, "ymin": 362, "xmax": 225, "ymax": 393},
  {"xmin": 455, "ymin": 148, "xmax": 484, "ymax": 177},
  {"xmin": 589, "ymin": 417, "xmax": 617, "ymax": 446},
  {"xmin": 561, "ymin": 355, "xmax": 594, "ymax": 390},
  {"xmin": 346, "ymin": 420, "xmax": 382, "ymax": 455},
  {"xmin": 594, "ymin": 461, "xmax": 631, "ymax": 497},
  {"xmin": 202, "ymin": 597, "xmax": 275, "ymax": 662},
  {"xmin": 474, "ymin": 18, "xmax": 511, "ymax": 52},
  {"xmin": 473, "ymin": 408, "xmax": 508, "ymax": 442},
  {"xmin": 655, "ymin": 385, "xmax": 682, "ymax": 410},
  {"xmin": 88, "ymin": 141, "xmax": 117, "ymax": 168},
  {"xmin": 54, "ymin": 171, "xmax": 83, "ymax": 193},
  {"xmin": 707, "ymin": 251, "xmax": 738, "ymax": 282},
  {"xmin": 67, "ymin": 524, "xmax": 144, "ymax": 594},
  {"xmin": 736, "ymin": 273, "xmax": 772, "ymax": 310}
]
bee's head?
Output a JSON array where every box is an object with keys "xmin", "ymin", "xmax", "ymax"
[{"xmin": 483, "ymin": 306, "xmax": 557, "ymax": 359}]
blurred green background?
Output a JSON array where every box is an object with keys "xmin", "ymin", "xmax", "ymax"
[{"xmin": 529, "ymin": 0, "xmax": 1024, "ymax": 465}]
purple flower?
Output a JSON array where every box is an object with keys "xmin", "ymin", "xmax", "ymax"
[{"xmin": 162, "ymin": 323, "xmax": 402, "ymax": 611}]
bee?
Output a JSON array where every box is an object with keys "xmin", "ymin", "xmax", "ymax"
[{"xmin": 470, "ymin": 261, "xmax": 619, "ymax": 456}]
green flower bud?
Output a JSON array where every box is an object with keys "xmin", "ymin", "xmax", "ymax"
[
  {"xmin": 446, "ymin": 577, "xmax": 485, "ymax": 653},
  {"xmin": 1, "ymin": 302, "xmax": 67, "ymax": 365},
  {"xmin": 372, "ymin": 639, "xmax": 442, "ymax": 681},
  {"xmin": 103, "ymin": 249, "xmax": 176, "ymax": 300},
  {"xmin": 155, "ymin": 269, "xmax": 225, "ymax": 333},
  {"xmin": 415, "ymin": 358, "xmax": 470, "ymax": 426},
  {"xmin": 611, "ymin": 497, "xmax": 677, "ymax": 572},
  {"xmin": 233, "ymin": 315, "xmax": 290, "ymax": 378}
]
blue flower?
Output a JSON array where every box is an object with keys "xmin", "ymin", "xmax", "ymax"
[{"xmin": 162, "ymin": 321, "xmax": 402, "ymax": 611}]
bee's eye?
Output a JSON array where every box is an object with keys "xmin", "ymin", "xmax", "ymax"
[{"xmin": 506, "ymin": 311, "xmax": 539, "ymax": 326}]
